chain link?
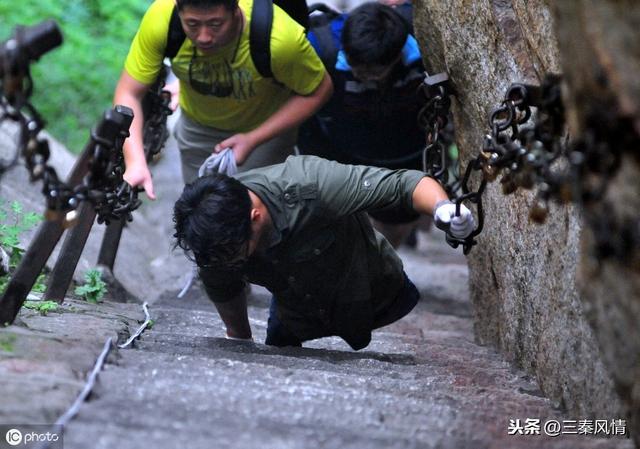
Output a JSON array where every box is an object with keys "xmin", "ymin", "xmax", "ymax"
[
  {"xmin": 142, "ymin": 63, "xmax": 173, "ymax": 160},
  {"xmin": 419, "ymin": 71, "xmax": 639, "ymax": 263},
  {"xmin": 418, "ymin": 73, "xmax": 484, "ymax": 254}
]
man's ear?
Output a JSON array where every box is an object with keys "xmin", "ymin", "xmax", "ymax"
[{"xmin": 250, "ymin": 208, "xmax": 260, "ymax": 223}]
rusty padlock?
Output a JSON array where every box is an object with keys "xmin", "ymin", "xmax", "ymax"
[{"xmin": 529, "ymin": 199, "xmax": 548, "ymax": 224}]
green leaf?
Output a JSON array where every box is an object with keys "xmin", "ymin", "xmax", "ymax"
[
  {"xmin": 23, "ymin": 300, "xmax": 59, "ymax": 315},
  {"xmin": 22, "ymin": 212, "xmax": 43, "ymax": 229},
  {"xmin": 1, "ymin": 234, "xmax": 20, "ymax": 250},
  {"xmin": 0, "ymin": 277, "xmax": 8, "ymax": 294},
  {"xmin": 0, "ymin": 334, "xmax": 16, "ymax": 353},
  {"xmin": 32, "ymin": 273, "xmax": 48, "ymax": 293},
  {"xmin": 0, "ymin": 200, "xmax": 46, "ymax": 295},
  {"xmin": 74, "ymin": 268, "xmax": 107, "ymax": 303},
  {"xmin": 9, "ymin": 250, "xmax": 23, "ymax": 269},
  {"xmin": 10, "ymin": 201, "xmax": 22, "ymax": 216}
]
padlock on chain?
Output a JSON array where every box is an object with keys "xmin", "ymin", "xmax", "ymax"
[{"xmin": 529, "ymin": 198, "xmax": 549, "ymax": 224}]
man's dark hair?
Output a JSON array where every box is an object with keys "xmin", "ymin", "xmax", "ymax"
[
  {"xmin": 342, "ymin": 2, "xmax": 409, "ymax": 67},
  {"xmin": 173, "ymin": 173, "xmax": 252, "ymax": 268},
  {"xmin": 176, "ymin": 0, "xmax": 239, "ymax": 12}
]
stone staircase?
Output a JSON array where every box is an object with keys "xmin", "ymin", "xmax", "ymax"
[{"xmin": 58, "ymin": 235, "xmax": 633, "ymax": 449}]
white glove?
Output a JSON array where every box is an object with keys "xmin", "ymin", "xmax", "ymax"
[
  {"xmin": 434, "ymin": 200, "xmax": 475, "ymax": 239},
  {"xmin": 198, "ymin": 148, "xmax": 237, "ymax": 177}
]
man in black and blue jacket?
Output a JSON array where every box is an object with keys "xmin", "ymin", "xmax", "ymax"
[{"xmin": 298, "ymin": 2, "xmax": 429, "ymax": 247}]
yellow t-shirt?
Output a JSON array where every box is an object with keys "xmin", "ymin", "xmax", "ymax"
[{"xmin": 124, "ymin": 0, "xmax": 325, "ymax": 132}]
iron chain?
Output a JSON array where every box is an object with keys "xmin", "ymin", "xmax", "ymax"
[
  {"xmin": 420, "ymin": 71, "xmax": 638, "ymax": 263},
  {"xmin": 419, "ymin": 73, "xmax": 484, "ymax": 254}
]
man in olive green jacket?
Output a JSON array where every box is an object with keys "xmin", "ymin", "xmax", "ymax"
[{"xmin": 173, "ymin": 156, "xmax": 474, "ymax": 350}]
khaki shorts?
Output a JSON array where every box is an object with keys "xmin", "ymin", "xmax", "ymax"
[{"xmin": 174, "ymin": 112, "xmax": 297, "ymax": 184}]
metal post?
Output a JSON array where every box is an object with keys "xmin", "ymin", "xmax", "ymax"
[
  {"xmin": 43, "ymin": 202, "xmax": 97, "ymax": 303},
  {"xmin": 0, "ymin": 217, "xmax": 65, "ymax": 325},
  {"xmin": 97, "ymin": 217, "xmax": 126, "ymax": 270},
  {"xmin": 0, "ymin": 144, "xmax": 92, "ymax": 324},
  {"xmin": 95, "ymin": 74, "xmax": 169, "ymax": 277}
]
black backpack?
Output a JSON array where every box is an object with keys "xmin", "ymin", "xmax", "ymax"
[
  {"xmin": 165, "ymin": 0, "xmax": 309, "ymax": 78},
  {"xmin": 304, "ymin": 2, "xmax": 413, "ymax": 74}
]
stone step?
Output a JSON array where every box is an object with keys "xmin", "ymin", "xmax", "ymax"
[{"xmin": 59, "ymin": 297, "xmax": 633, "ymax": 449}]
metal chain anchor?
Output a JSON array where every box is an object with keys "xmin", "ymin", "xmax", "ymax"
[
  {"xmin": 485, "ymin": 75, "xmax": 566, "ymax": 223},
  {"xmin": 450, "ymin": 76, "xmax": 564, "ymax": 235},
  {"xmin": 418, "ymin": 75, "xmax": 451, "ymax": 189},
  {"xmin": 485, "ymin": 75, "xmax": 639, "ymax": 264},
  {"xmin": 142, "ymin": 63, "xmax": 173, "ymax": 160},
  {"xmin": 418, "ymin": 72, "xmax": 484, "ymax": 254}
]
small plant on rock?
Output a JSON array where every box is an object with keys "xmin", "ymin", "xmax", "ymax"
[
  {"xmin": 74, "ymin": 269, "xmax": 107, "ymax": 303},
  {"xmin": 0, "ymin": 333, "xmax": 16, "ymax": 353},
  {"xmin": 23, "ymin": 300, "xmax": 59, "ymax": 315},
  {"xmin": 0, "ymin": 199, "xmax": 44, "ymax": 294}
]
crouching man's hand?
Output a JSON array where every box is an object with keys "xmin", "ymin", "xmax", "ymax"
[{"xmin": 434, "ymin": 200, "xmax": 475, "ymax": 239}]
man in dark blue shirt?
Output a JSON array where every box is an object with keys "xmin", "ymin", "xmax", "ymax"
[{"xmin": 298, "ymin": 2, "xmax": 427, "ymax": 246}]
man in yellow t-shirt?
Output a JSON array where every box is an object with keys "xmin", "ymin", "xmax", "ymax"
[{"xmin": 114, "ymin": 0, "xmax": 332, "ymax": 199}]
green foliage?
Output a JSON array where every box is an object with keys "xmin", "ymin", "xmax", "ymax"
[
  {"xmin": 0, "ymin": 199, "xmax": 45, "ymax": 294},
  {"xmin": 1, "ymin": 0, "xmax": 148, "ymax": 153},
  {"xmin": 4, "ymin": 273, "xmax": 48, "ymax": 296},
  {"xmin": 146, "ymin": 319, "xmax": 155, "ymax": 330},
  {"xmin": 0, "ymin": 200, "xmax": 41, "ymax": 260},
  {"xmin": 0, "ymin": 334, "xmax": 17, "ymax": 353},
  {"xmin": 31, "ymin": 273, "xmax": 48, "ymax": 293},
  {"xmin": 0, "ymin": 278, "xmax": 9, "ymax": 295},
  {"xmin": 23, "ymin": 300, "xmax": 60, "ymax": 315},
  {"xmin": 74, "ymin": 269, "xmax": 107, "ymax": 303}
]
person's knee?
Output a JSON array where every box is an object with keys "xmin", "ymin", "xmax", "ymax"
[
  {"xmin": 266, "ymin": 299, "xmax": 303, "ymax": 347},
  {"xmin": 265, "ymin": 316, "xmax": 303, "ymax": 347},
  {"xmin": 373, "ymin": 274, "xmax": 420, "ymax": 328},
  {"xmin": 264, "ymin": 331, "xmax": 302, "ymax": 347}
]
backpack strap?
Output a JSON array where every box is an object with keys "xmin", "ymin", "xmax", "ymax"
[
  {"xmin": 166, "ymin": 0, "xmax": 305, "ymax": 79},
  {"xmin": 308, "ymin": 2, "xmax": 340, "ymax": 26},
  {"xmin": 164, "ymin": 2, "xmax": 273, "ymax": 77},
  {"xmin": 308, "ymin": 3, "xmax": 341, "ymax": 71},
  {"xmin": 250, "ymin": 0, "xmax": 274, "ymax": 78},
  {"xmin": 275, "ymin": 0, "xmax": 309, "ymax": 29},
  {"xmin": 313, "ymin": 26, "xmax": 338, "ymax": 71},
  {"xmin": 165, "ymin": 7, "xmax": 186, "ymax": 60},
  {"xmin": 394, "ymin": 3, "xmax": 414, "ymax": 36}
]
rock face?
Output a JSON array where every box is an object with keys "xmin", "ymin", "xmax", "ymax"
[
  {"xmin": 413, "ymin": 0, "xmax": 635, "ymax": 438},
  {"xmin": 550, "ymin": 2, "xmax": 640, "ymax": 445}
]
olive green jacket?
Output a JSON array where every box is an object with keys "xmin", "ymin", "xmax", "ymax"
[{"xmin": 200, "ymin": 156, "xmax": 425, "ymax": 350}]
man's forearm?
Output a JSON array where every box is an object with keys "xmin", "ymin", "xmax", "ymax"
[
  {"xmin": 115, "ymin": 88, "xmax": 145, "ymax": 166},
  {"xmin": 248, "ymin": 72, "xmax": 333, "ymax": 147},
  {"xmin": 414, "ymin": 176, "xmax": 476, "ymax": 238},
  {"xmin": 213, "ymin": 293, "xmax": 252, "ymax": 339},
  {"xmin": 411, "ymin": 177, "xmax": 449, "ymax": 215},
  {"xmin": 113, "ymin": 71, "xmax": 149, "ymax": 168}
]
